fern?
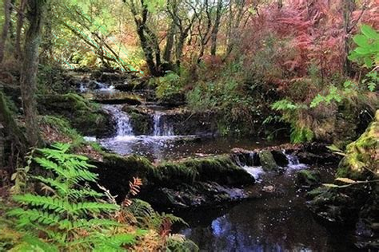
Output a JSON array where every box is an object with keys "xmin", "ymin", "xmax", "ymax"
[{"xmin": 7, "ymin": 143, "xmax": 142, "ymax": 250}]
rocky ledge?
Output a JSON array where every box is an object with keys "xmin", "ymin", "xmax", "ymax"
[{"xmin": 307, "ymin": 110, "xmax": 379, "ymax": 250}]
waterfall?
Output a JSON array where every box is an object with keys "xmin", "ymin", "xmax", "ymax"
[
  {"xmin": 284, "ymin": 151, "xmax": 308, "ymax": 170},
  {"xmin": 103, "ymin": 105, "xmax": 134, "ymax": 137},
  {"xmin": 79, "ymin": 83, "xmax": 87, "ymax": 93},
  {"xmin": 153, "ymin": 112, "xmax": 174, "ymax": 136}
]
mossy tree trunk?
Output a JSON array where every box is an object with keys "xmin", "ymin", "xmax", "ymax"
[
  {"xmin": 0, "ymin": 90, "xmax": 27, "ymax": 171},
  {"xmin": 15, "ymin": 0, "xmax": 26, "ymax": 60},
  {"xmin": 0, "ymin": 0, "xmax": 11, "ymax": 63},
  {"xmin": 210, "ymin": 0, "xmax": 222, "ymax": 56},
  {"xmin": 20, "ymin": 0, "xmax": 47, "ymax": 146}
]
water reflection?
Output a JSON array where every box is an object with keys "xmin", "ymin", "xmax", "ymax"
[
  {"xmin": 178, "ymin": 169, "xmax": 360, "ymax": 252},
  {"xmin": 100, "ymin": 136, "xmax": 283, "ymax": 161}
]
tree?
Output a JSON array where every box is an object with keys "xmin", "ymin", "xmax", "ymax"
[
  {"xmin": 20, "ymin": 0, "xmax": 48, "ymax": 146},
  {"xmin": 210, "ymin": 0, "xmax": 222, "ymax": 56},
  {"xmin": 14, "ymin": 0, "xmax": 26, "ymax": 60},
  {"xmin": 125, "ymin": 0, "xmax": 162, "ymax": 76},
  {"xmin": 0, "ymin": 0, "xmax": 11, "ymax": 63}
]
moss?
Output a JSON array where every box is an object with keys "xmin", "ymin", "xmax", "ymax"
[
  {"xmin": 259, "ymin": 150, "xmax": 279, "ymax": 171},
  {"xmin": 128, "ymin": 112, "xmax": 153, "ymax": 135},
  {"xmin": 296, "ymin": 170, "xmax": 321, "ymax": 188},
  {"xmin": 38, "ymin": 93, "xmax": 112, "ymax": 136},
  {"xmin": 157, "ymin": 155, "xmax": 254, "ymax": 186},
  {"xmin": 336, "ymin": 110, "xmax": 379, "ymax": 180},
  {"xmin": 39, "ymin": 115, "xmax": 84, "ymax": 147}
]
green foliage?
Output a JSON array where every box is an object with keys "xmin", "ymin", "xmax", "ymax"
[
  {"xmin": 310, "ymin": 86, "xmax": 342, "ymax": 108},
  {"xmin": 349, "ymin": 24, "xmax": 379, "ymax": 92},
  {"xmin": 272, "ymin": 99, "xmax": 313, "ymax": 143},
  {"xmin": 348, "ymin": 25, "xmax": 379, "ymax": 69},
  {"xmin": 166, "ymin": 234, "xmax": 199, "ymax": 252},
  {"xmin": 156, "ymin": 72, "xmax": 183, "ymax": 99},
  {"xmin": 7, "ymin": 143, "xmax": 144, "ymax": 251}
]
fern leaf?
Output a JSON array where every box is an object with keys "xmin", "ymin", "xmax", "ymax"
[{"xmin": 13, "ymin": 194, "xmax": 69, "ymax": 214}]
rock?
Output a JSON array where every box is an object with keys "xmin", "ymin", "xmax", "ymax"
[
  {"xmin": 295, "ymin": 142, "xmax": 341, "ymax": 165},
  {"xmin": 94, "ymin": 153, "xmax": 158, "ymax": 201},
  {"xmin": 295, "ymin": 170, "xmax": 321, "ymax": 188},
  {"xmin": 93, "ymin": 93, "xmax": 143, "ymax": 105},
  {"xmin": 38, "ymin": 93, "xmax": 113, "ymax": 137},
  {"xmin": 271, "ymin": 150, "xmax": 289, "ymax": 167},
  {"xmin": 231, "ymin": 148, "xmax": 260, "ymax": 167},
  {"xmin": 122, "ymin": 106, "xmax": 154, "ymax": 135},
  {"xmin": 157, "ymin": 155, "xmax": 255, "ymax": 186},
  {"xmin": 144, "ymin": 182, "xmax": 247, "ymax": 208},
  {"xmin": 157, "ymin": 92, "xmax": 186, "ymax": 107},
  {"xmin": 336, "ymin": 110, "xmax": 379, "ymax": 180},
  {"xmin": 114, "ymin": 78, "xmax": 148, "ymax": 92},
  {"xmin": 307, "ymin": 111, "xmax": 379, "ymax": 249},
  {"xmin": 259, "ymin": 150, "xmax": 280, "ymax": 171},
  {"xmin": 95, "ymin": 153, "xmax": 254, "ymax": 208}
]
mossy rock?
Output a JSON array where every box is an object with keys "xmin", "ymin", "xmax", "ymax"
[
  {"xmin": 94, "ymin": 153, "xmax": 159, "ymax": 201},
  {"xmin": 259, "ymin": 150, "xmax": 280, "ymax": 171},
  {"xmin": 296, "ymin": 170, "xmax": 321, "ymax": 188},
  {"xmin": 122, "ymin": 106, "xmax": 153, "ymax": 135},
  {"xmin": 38, "ymin": 93, "xmax": 113, "ymax": 137},
  {"xmin": 336, "ymin": 110, "xmax": 379, "ymax": 180},
  {"xmin": 156, "ymin": 155, "xmax": 254, "ymax": 186}
]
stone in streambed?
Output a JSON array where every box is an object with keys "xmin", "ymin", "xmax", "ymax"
[
  {"xmin": 38, "ymin": 93, "xmax": 113, "ymax": 137},
  {"xmin": 296, "ymin": 170, "xmax": 321, "ymax": 189},
  {"xmin": 259, "ymin": 150, "xmax": 280, "ymax": 172}
]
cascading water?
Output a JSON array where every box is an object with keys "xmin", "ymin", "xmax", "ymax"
[
  {"xmin": 103, "ymin": 105, "xmax": 134, "ymax": 137},
  {"xmin": 153, "ymin": 112, "xmax": 174, "ymax": 136},
  {"xmin": 284, "ymin": 151, "xmax": 308, "ymax": 170}
]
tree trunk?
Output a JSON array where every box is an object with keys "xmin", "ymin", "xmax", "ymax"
[
  {"xmin": 20, "ymin": 0, "xmax": 46, "ymax": 146},
  {"xmin": 343, "ymin": 0, "xmax": 355, "ymax": 76},
  {"xmin": 0, "ymin": 0, "xmax": 11, "ymax": 63},
  {"xmin": 15, "ymin": 0, "xmax": 26, "ymax": 60},
  {"xmin": 210, "ymin": 0, "xmax": 222, "ymax": 56},
  {"xmin": 163, "ymin": 21, "xmax": 176, "ymax": 62}
]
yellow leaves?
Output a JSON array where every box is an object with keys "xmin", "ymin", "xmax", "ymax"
[{"xmin": 335, "ymin": 177, "xmax": 357, "ymax": 184}]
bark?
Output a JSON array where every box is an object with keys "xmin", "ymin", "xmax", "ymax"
[
  {"xmin": 20, "ymin": 0, "xmax": 46, "ymax": 146},
  {"xmin": 0, "ymin": 0, "xmax": 11, "ymax": 63},
  {"xmin": 15, "ymin": 0, "xmax": 26, "ymax": 60},
  {"xmin": 163, "ymin": 20, "xmax": 176, "ymax": 62},
  {"xmin": 0, "ymin": 90, "xmax": 27, "ymax": 158},
  {"xmin": 128, "ymin": 0, "xmax": 161, "ymax": 76},
  {"xmin": 210, "ymin": 0, "xmax": 222, "ymax": 56}
]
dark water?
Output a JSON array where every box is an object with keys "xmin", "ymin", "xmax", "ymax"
[
  {"xmin": 176, "ymin": 167, "xmax": 361, "ymax": 252},
  {"xmin": 99, "ymin": 136, "xmax": 284, "ymax": 161}
]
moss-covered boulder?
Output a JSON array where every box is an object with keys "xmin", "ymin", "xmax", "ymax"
[
  {"xmin": 335, "ymin": 110, "xmax": 379, "ymax": 180},
  {"xmin": 38, "ymin": 93, "xmax": 113, "ymax": 137},
  {"xmin": 295, "ymin": 170, "xmax": 321, "ymax": 189},
  {"xmin": 122, "ymin": 106, "xmax": 153, "ymax": 135},
  {"xmin": 259, "ymin": 150, "xmax": 280, "ymax": 171},
  {"xmin": 308, "ymin": 111, "xmax": 379, "ymax": 249},
  {"xmin": 94, "ymin": 153, "xmax": 159, "ymax": 200},
  {"xmin": 95, "ymin": 153, "xmax": 254, "ymax": 207},
  {"xmin": 156, "ymin": 155, "xmax": 255, "ymax": 186}
]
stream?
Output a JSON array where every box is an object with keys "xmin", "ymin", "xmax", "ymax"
[
  {"xmin": 81, "ymin": 84, "xmax": 360, "ymax": 251},
  {"xmin": 175, "ymin": 166, "xmax": 359, "ymax": 251}
]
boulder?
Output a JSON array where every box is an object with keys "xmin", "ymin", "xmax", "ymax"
[
  {"xmin": 295, "ymin": 170, "xmax": 321, "ymax": 188},
  {"xmin": 259, "ymin": 150, "xmax": 280, "ymax": 171},
  {"xmin": 38, "ymin": 93, "xmax": 113, "ymax": 137},
  {"xmin": 122, "ymin": 106, "xmax": 154, "ymax": 135},
  {"xmin": 271, "ymin": 150, "xmax": 289, "ymax": 167},
  {"xmin": 307, "ymin": 111, "xmax": 379, "ymax": 249}
]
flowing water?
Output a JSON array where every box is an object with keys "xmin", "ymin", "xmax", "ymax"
[
  {"xmin": 98, "ymin": 104, "xmax": 284, "ymax": 160},
  {"xmin": 89, "ymin": 96, "xmax": 360, "ymax": 251},
  {"xmin": 103, "ymin": 105, "xmax": 134, "ymax": 137},
  {"xmin": 176, "ymin": 165, "xmax": 360, "ymax": 252},
  {"xmin": 153, "ymin": 112, "xmax": 174, "ymax": 136}
]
